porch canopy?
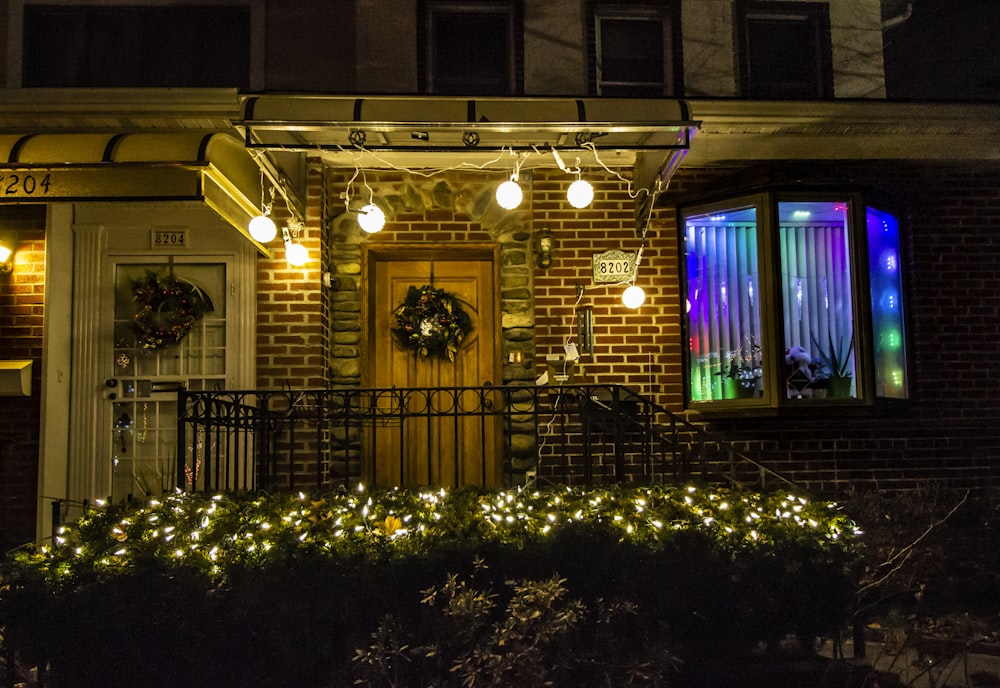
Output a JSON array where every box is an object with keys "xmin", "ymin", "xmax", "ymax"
[
  {"xmin": 0, "ymin": 130, "xmax": 268, "ymax": 252},
  {"xmin": 236, "ymin": 95, "xmax": 701, "ymax": 221}
]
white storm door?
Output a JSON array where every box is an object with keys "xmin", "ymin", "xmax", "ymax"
[{"xmin": 106, "ymin": 262, "xmax": 228, "ymax": 501}]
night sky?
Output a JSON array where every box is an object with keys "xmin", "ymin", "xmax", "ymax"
[{"xmin": 883, "ymin": 0, "xmax": 1000, "ymax": 101}]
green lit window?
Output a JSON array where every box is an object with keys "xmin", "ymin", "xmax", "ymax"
[{"xmin": 683, "ymin": 195, "xmax": 907, "ymax": 407}]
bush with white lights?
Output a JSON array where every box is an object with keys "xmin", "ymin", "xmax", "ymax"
[{"xmin": 1, "ymin": 485, "xmax": 863, "ymax": 687}]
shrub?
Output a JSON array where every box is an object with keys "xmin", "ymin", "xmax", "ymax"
[{"xmin": 1, "ymin": 485, "xmax": 862, "ymax": 687}]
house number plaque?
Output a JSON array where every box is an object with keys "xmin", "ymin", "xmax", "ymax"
[
  {"xmin": 592, "ymin": 249, "xmax": 636, "ymax": 283},
  {"xmin": 150, "ymin": 229, "xmax": 189, "ymax": 249}
]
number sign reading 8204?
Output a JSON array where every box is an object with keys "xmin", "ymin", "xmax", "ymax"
[{"xmin": 1, "ymin": 172, "xmax": 51, "ymax": 197}]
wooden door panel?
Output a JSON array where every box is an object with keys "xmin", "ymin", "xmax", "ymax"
[{"xmin": 370, "ymin": 252, "xmax": 498, "ymax": 488}]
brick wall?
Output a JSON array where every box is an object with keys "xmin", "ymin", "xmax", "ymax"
[
  {"xmin": 0, "ymin": 206, "xmax": 46, "ymax": 550},
  {"xmin": 298, "ymin": 160, "xmax": 1000, "ymax": 497},
  {"xmin": 255, "ymin": 161, "xmax": 330, "ymax": 390}
]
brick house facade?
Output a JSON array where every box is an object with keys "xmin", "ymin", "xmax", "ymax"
[{"xmin": 1, "ymin": 1, "xmax": 999, "ymax": 549}]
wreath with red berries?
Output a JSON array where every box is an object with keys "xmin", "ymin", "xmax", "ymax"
[
  {"xmin": 131, "ymin": 271, "xmax": 210, "ymax": 350},
  {"xmin": 390, "ymin": 285, "xmax": 473, "ymax": 361}
]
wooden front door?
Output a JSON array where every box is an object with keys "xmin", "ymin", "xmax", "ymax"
[{"xmin": 367, "ymin": 246, "xmax": 500, "ymax": 488}]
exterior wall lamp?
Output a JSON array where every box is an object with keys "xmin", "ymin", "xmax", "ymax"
[
  {"xmin": 536, "ymin": 228, "xmax": 553, "ymax": 269},
  {"xmin": 0, "ymin": 242, "xmax": 13, "ymax": 274}
]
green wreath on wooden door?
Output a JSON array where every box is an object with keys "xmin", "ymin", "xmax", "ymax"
[{"xmin": 390, "ymin": 285, "xmax": 473, "ymax": 361}]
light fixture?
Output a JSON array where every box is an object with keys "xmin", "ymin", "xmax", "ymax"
[
  {"xmin": 248, "ymin": 214, "xmax": 278, "ymax": 243},
  {"xmin": 496, "ymin": 175, "xmax": 522, "ymax": 210},
  {"xmin": 567, "ymin": 177, "xmax": 594, "ymax": 209},
  {"xmin": 248, "ymin": 183, "xmax": 278, "ymax": 243},
  {"xmin": 622, "ymin": 284, "xmax": 646, "ymax": 309},
  {"xmin": 283, "ymin": 222, "xmax": 308, "ymax": 267},
  {"xmin": 536, "ymin": 228, "xmax": 553, "ymax": 269},
  {"xmin": 358, "ymin": 203, "xmax": 386, "ymax": 233},
  {"xmin": 496, "ymin": 149, "xmax": 525, "ymax": 210},
  {"xmin": 0, "ymin": 243, "xmax": 12, "ymax": 274}
]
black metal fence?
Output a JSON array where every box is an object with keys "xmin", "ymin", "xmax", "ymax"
[{"xmin": 177, "ymin": 384, "xmax": 801, "ymax": 494}]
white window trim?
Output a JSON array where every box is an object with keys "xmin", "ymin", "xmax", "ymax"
[{"xmin": 594, "ymin": 4, "xmax": 673, "ymax": 97}]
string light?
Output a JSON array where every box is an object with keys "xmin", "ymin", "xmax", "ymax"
[
  {"xmin": 358, "ymin": 203, "xmax": 386, "ymax": 233},
  {"xmin": 622, "ymin": 284, "xmax": 645, "ymax": 309},
  {"xmin": 283, "ymin": 221, "xmax": 308, "ymax": 266},
  {"xmin": 495, "ymin": 149, "xmax": 526, "ymax": 210},
  {"xmin": 495, "ymin": 176, "xmax": 523, "ymax": 209},
  {"xmin": 248, "ymin": 212, "xmax": 278, "ymax": 244},
  {"xmin": 567, "ymin": 177, "xmax": 594, "ymax": 208}
]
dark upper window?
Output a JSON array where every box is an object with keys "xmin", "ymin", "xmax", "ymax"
[
  {"xmin": 682, "ymin": 194, "xmax": 908, "ymax": 409},
  {"xmin": 590, "ymin": 3, "xmax": 678, "ymax": 97},
  {"xmin": 735, "ymin": 1, "xmax": 833, "ymax": 99},
  {"xmin": 421, "ymin": 1, "xmax": 521, "ymax": 95},
  {"xmin": 23, "ymin": 5, "xmax": 250, "ymax": 88}
]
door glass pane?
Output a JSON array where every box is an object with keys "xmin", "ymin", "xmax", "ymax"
[
  {"xmin": 779, "ymin": 201, "xmax": 855, "ymax": 400},
  {"xmin": 110, "ymin": 263, "xmax": 226, "ymax": 500},
  {"xmin": 868, "ymin": 207, "xmax": 908, "ymax": 398},
  {"xmin": 685, "ymin": 206, "xmax": 764, "ymax": 402}
]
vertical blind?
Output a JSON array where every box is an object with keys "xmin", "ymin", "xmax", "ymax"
[{"xmin": 686, "ymin": 223, "xmax": 762, "ymax": 401}]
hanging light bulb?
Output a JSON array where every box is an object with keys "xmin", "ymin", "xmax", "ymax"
[
  {"xmin": 622, "ymin": 285, "xmax": 646, "ymax": 309},
  {"xmin": 283, "ymin": 224, "xmax": 309, "ymax": 266},
  {"xmin": 567, "ymin": 177, "xmax": 594, "ymax": 209},
  {"xmin": 248, "ymin": 183, "xmax": 278, "ymax": 243},
  {"xmin": 496, "ymin": 175, "xmax": 522, "ymax": 210},
  {"xmin": 286, "ymin": 241, "xmax": 308, "ymax": 266},
  {"xmin": 248, "ymin": 214, "xmax": 278, "ymax": 243},
  {"xmin": 358, "ymin": 204, "xmax": 386, "ymax": 233}
]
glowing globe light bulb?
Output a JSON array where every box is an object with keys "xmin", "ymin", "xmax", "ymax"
[
  {"xmin": 248, "ymin": 214, "xmax": 278, "ymax": 243},
  {"xmin": 567, "ymin": 179, "xmax": 594, "ymax": 208},
  {"xmin": 285, "ymin": 241, "xmax": 309, "ymax": 267},
  {"xmin": 622, "ymin": 285, "xmax": 646, "ymax": 309},
  {"xmin": 496, "ymin": 179, "xmax": 522, "ymax": 210},
  {"xmin": 358, "ymin": 204, "xmax": 386, "ymax": 233}
]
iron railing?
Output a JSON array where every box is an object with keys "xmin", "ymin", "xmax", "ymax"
[{"xmin": 177, "ymin": 384, "xmax": 803, "ymax": 495}]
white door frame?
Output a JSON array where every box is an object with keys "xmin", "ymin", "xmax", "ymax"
[{"xmin": 38, "ymin": 202, "xmax": 257, "ymax": 539}]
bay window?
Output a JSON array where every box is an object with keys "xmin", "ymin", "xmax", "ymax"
[{"xmin": 683, "ymin": 194, "xmax": 907, "ymax": 408}]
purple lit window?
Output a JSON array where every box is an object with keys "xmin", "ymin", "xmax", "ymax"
[{"xmin": 683, "ymin": 196, "xmax": 907, "ymax": 407}]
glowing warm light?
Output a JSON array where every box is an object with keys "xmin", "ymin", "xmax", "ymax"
[
  {"xmin": 248, "ymin": 215, "xmax": 278, "ymax": 243},
  {"xmin": 622, "ymin": 285, "xmax": 646, "ymax": 309},
  {"xmin": 495, "ymin": 179, "xmax": 523, "ymax": 210},
  {"xmin": 358, "ymin": 204, "xmax": 386, "ymax": 233},
  {"xmin": 567, "ymin": 179, "xmax": 594, "ymax": 208},
  {"xmin": 286, "ymin": 241, "xmax": 309, "ymax": 267},
  {"xmin": 0, "ymin": 245, "xmax": 11, "ymax": 264}
]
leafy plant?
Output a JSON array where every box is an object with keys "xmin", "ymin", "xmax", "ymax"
[{"xmin": 811, "ymin": 333, "xmax": 854, "ymax": 379}]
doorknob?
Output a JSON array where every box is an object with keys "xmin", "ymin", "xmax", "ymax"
[{"xmin": 105, "ymin": 378, "xmax": 118, "ymax": 399}]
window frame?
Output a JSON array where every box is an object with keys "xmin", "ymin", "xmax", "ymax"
[
  {"xmin": 420, "ymin": 0, "xmax": 522, "ymax": 96},
  {"xmin": 734, "ymin": 0, "xmax": 834, "ymax": 99},
  {"xmin": 11, "ymin": 0, "xmax": 264, "ymax": 90},
  {"xmin": 680, "ymin": 190, "xmax": 903, "ymax": 412},
  {"xmin": 590, "ymin": 2, "xmax": 679, "ymax": 97}
]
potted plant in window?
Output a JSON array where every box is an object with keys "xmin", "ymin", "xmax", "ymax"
[{"xmin": 811, "ymin": 334, "xmax": 854, "ymax": 398}]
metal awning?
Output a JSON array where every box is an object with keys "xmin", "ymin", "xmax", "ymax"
[
  {"xmin": 236, "ymin": 95, "xmax": 700, "ymax": 201},
  {"xmin": 0, "ymin": 131, "xmax": 268, "ymax": 251}
]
